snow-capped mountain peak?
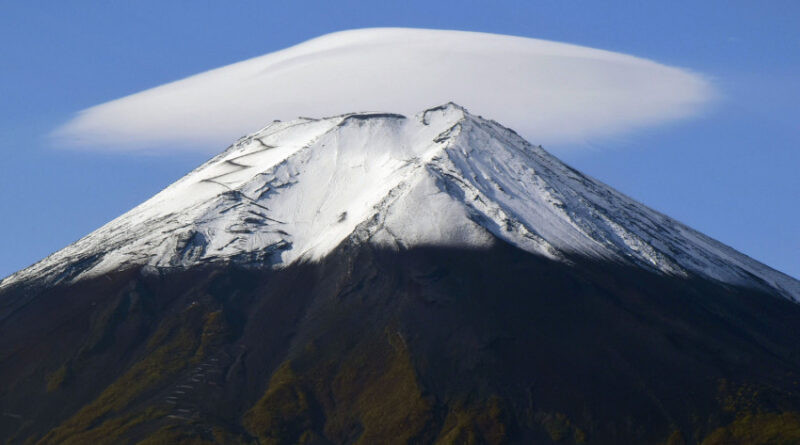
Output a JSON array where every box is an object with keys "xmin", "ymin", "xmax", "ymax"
[{"xmin": 2, "ymin": 103, "xmax": 798, "ymax": 302}]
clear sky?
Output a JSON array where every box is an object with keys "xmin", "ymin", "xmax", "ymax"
[{"xmin": 1, "ymin": 1, "xmax": 798, "ymax": 279}]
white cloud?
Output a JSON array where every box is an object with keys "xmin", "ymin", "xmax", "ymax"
[{"xmin": 54, "ymin": 28, "xmax": 714, "ymax": 152}]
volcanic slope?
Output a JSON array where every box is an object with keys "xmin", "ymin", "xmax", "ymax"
[
  {"xmin": 1, "ymin": 103, "xmax": 797, "ymax": 303},
  {"xmin": 2, "ymin": 104, "xmax": 800, "ymax": 444}
]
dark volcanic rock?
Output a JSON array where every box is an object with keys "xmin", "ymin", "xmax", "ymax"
[{"xmin": 2, "ymin": 239, "xmax": 800, "ymax": 444}]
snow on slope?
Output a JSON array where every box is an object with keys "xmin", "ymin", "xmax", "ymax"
[{"xmin": 3, "ymin": 104, "xmax": 799, "ymax": 302}]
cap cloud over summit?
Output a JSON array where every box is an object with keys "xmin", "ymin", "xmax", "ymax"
[{"xmin": 54, "ymin": 28, "xmax": 713, "ymax": 151}]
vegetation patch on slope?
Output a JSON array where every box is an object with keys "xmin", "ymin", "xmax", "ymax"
[
  {"xmin": 244, "ymin": 328, "xmax": 439, "ymax": 444},
  {"xmin": 37, "ymin": 304, "xmax": 228, "ymax": 444},
  {"xmin": 434, "ymin": 396, "xmax": 511, "ymax": 445},
  {"xmin": 701, "ymin": 412, "xmax": 800, "ymax": 445}
]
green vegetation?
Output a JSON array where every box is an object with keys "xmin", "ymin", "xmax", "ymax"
[
  {"xmin": 701, "ymin": 412, "xmax": 800, "ymax": 445},
  {"xmin": 328, "ymin": 329, "xmax": 435, "ymax": 443},
  {"xmin": 135, "ymin": 425, "xmax": 218, "ymax": 445},
  {"xmin": 45, "ymin": 364, "xmax": 71, "ymax": 393},
  {"xmin": 695, "ymin": 379, "xmax": 800, "ymax": 444},
  {"xmin": 718, "ymin": 379, "xmax": 763, "ymax": 414},
  {"xmin": 243, "ymin": 362, "xmax": 317, "ymax": 445},
  {"xmin": 40, "ymin": 407, "xmax": 165, "ymax": 445},
  {"xmin": 133, "ymin": 422, "xmax": 251, "ymax": 445},
  {"xmin": 245, "ymin": 329, "xmax": 437, "ymax": 444},
  {"xmin": 37, "ymin": 304, "xmax": 228, "ymax": 445},
  {"xmin": 38, "ymin": 306, "xmax": 800, "ymax": 445},
  {"xmin": 193, "ymin": 310, "xmax": 228, "ymax": 363},
  {"xmin": 434, "ymin": 397, "xmax": 510, "ymax": 445},
  {"xmin": 665, "ymin": 430, "xmax": 687, "ymax": 445},
  {"xmin": 533, "ymin": 411, "xmax": 586, "ymax": 444}
]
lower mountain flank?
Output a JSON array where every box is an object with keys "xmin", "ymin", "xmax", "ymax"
[{"xmin": 2, "ymin": 239, "xmax": 800, "ymax": 444}]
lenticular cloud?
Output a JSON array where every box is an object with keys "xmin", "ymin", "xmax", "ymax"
[{"xmin": 55, "ymin": 28, "xmax": 713, "ymax": 151}]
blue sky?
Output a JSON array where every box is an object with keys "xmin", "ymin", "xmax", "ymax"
[{"xmin": 1, "ymin": 1, "xmax": 798, "ymax": 279}]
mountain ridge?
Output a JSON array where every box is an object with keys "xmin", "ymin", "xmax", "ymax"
[{"xmin": 2, "ymin": 103, "xmax": 797, "ymax": 303}]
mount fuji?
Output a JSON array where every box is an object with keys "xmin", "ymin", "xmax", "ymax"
[
  {"xmin": 2, "ymin": 104, "xmax": 800, "ymax": 444},
  {"xmin": 3, "ymin": 103, "xmax": 796, "ymax": 301}
]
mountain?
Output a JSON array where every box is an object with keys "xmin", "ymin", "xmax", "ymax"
[
  {"xmin": 2, "ymin": 103, "xmax": 800, "ymax": 444},
  {"xmin": 3, "ymin": 103, "xmax": 797, "ymax": 301}
]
